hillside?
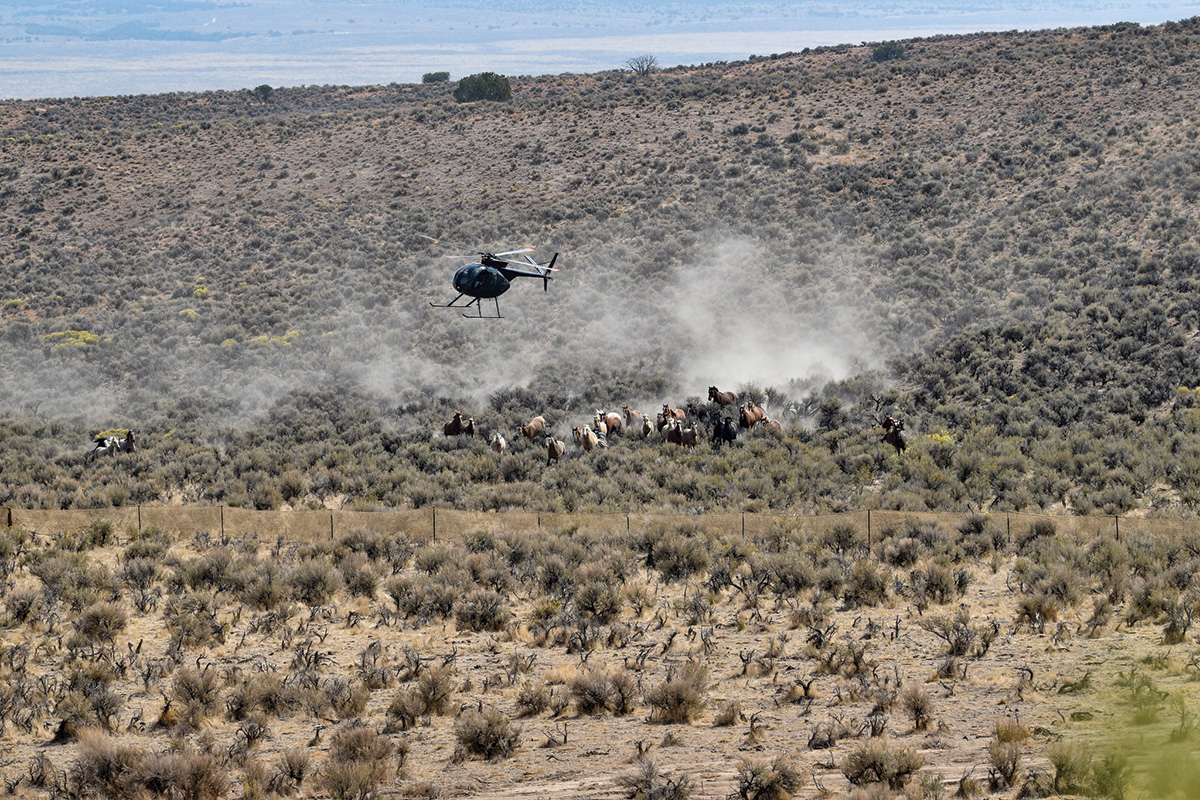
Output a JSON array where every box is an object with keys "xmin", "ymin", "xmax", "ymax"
[{"xmin": 3, "ymin": 20, "xmax": 1200, "ymax": 515}]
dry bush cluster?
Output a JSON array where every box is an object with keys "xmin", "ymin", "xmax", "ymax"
[{"xmin": 0, "ymin": 512, "xmax": 1194, "ymax": 797}]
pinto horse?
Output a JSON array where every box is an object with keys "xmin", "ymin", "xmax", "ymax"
[{"xmin": 87, "ymin": 430, "xmax": 136, "ymax": 462}]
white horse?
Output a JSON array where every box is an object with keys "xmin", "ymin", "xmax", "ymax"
[{"xmin": 87, "ymin": 430, "xmax": 135, "ymax": 462}]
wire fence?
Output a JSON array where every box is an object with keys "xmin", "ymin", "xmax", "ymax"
[{"xmin": 3, "ymin": 504, "xmax": 1195, "ymax": 548}]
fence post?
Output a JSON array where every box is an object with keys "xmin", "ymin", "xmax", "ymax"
[
  {"xmin": 1114, "ymin": 515, "xmax": 1120, "ymax": 541},
  {"xmin": 137, "ymin": 504, "xmax": 142, "ymax": 532},
  {"xmin": 330, "ymin": 512, "xmax": 335, "ymax": 541},
  {"xmin": 867, "ymin": 509, "xmax": 872, "ymax": 554},
  {"xmin": 432, "ymin": 507, "xmax": 437, "ymax": 540},
  {"xmin": 220, "ymin": 505, "xmax": 225, "ymax": 538}
]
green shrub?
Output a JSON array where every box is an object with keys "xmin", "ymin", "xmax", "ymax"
[
  {"xmin": 423, "ymin": 71, "xmax": 450, "ymax": 83},
  {"xmin": 872, "ymin": 41, "xmax": 906, "ymax": 62},
  {"xmin": 453, "ymin": 72, "xmax": 512, "ymax": 103}
]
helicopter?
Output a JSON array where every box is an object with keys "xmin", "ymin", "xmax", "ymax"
[{"xmin": 429, "ymin": 247, "xmax": 559, "ymax": 319}]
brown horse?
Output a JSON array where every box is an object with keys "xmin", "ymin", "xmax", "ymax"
[
  {"xmin": 738, "ymin": 402, "xmax": 765, "ymax": 429},
  {"xmin": 708, "ymin": 386, "xmax": 737, "ymax": 406},
  {"xmin": 519, "ymin": 415, "xmax": 547, "ymax": 441},
  {"xmin": 662, "ymin": 403, "xmax": 686, "ymax": 424},
  {"xmin": 546, "ymin": 436, "xmax": 565, "ymax": 464},
  {"xmin": 880, "ymin": 414, "xmax": 908, "ymax": 455}
]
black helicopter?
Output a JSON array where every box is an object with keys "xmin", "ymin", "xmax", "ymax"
[{"xmin": 429, "ymin": 247, "xmax": 559, "ymax": 318}]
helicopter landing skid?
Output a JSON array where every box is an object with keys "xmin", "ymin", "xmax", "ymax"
[{"xmin": 429, "ymin": 294, "xmax": 503, "ymax": 319}]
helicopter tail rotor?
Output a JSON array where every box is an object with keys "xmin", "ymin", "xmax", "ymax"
[{"xmin": 543, "ymin": 253, "xmax": 558, "ymax": 291}]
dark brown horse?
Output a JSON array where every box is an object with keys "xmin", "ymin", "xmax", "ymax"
[
  {"xmin": 708, "ymin": 386, "xmax": 737, "ymax": 406},
  {"xmin": 880, "ymin": 414, "xmax": 908, "ymax": 455}
]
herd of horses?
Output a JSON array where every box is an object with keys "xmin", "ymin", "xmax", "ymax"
[
  {"xmin": 83, "ymin": 393, "xmax": 909, "ymax": 469},
  {"xmin": 444, "ymin": 386, "xmax": 910, "ymax": 465}
]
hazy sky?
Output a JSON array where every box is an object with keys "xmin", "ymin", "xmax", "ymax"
[{"xmin": 3, "ymin": 0, "xmax": 1200, "ymax": 99}]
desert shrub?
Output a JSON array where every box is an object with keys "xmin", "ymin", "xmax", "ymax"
[
  {"xmin": 843, "ymin": 559, "xmax": 890, "ymax": 608},
  {"xmin": 0, "ymin": 526, "xmax": 31, "ymax": 579},
  {"xmin": 68, "ymin": 733, "xmax": 142, "ymax": 797},
  {"xmin": 454, "ymin": 588, "xmax": 511, "ymax": 632},
  {"xmin": 66, "ymin": 519, "xmax": 116, "ymax": 551},
  {"xmin": 328, "ymin": 725, "xmax": 393, "ymax": 774},
  {"xmin": 646, "ymin": 661, "xmax": 708, "ymax": 724},
  {"xmin": 569, "ymin": 669, "xmax": 615, "ymax": 715},
  {"xmin": 162, "ymin": 590, "xmax": 223, "ymax": 649},
  {"xmin": 987, "ymin": 739, "xmax": 1022, "ymax": 789},
  {"xmin": 123, "ymin": 526, "xmax": 171, "ymax": 561},
  {"xmin": 842, "ymin": 740, "xmax": 924, "ymax": 790},
  {"xmin": 1047, "ymin": 742, "xmax": 1092, "ymax": 795},
  {"xmin": 28, "ymin": 551, "xmax": 116, "ymax": 611},
  {"xmin": 914, "ymin": 561, "xmax": 970, "ymax": 606},
  {"xmin": 574, "ymin": 579, "xmax": 624, "ymax": 623},
  {"xmin": 273, "ymin": 748, "xmax": 311, "ymax": 794},
  {"xmin": 414, "ymin": 664, "xmax": 455, "ymax": 716},
  {"xmin": 423, "ymin": 71, "xmax": 450, "ymax": 83},
  {"xmin": 616, "ymin": 758, "xmax": 692, "ymax": 800},
  {"xmin": 5, "ymin": 583, "xmax": 43, "ymax": 624},
  {"xmin": 453, "ymin": 72, "xmax": 512, "ymax": 103},
  {"xmin": 1090, "ymin": 751, "xmax": 1131, "ymax": 800},
  {"xmin": 714, "ymin": 700, "xmax": 744, "ymax": 727},
  {"xmin": 72, "ymin": 601, "xmax": 127, "ymax": 654},
  {"xmin": 900, "ymin": 684, "xmax": 935, "ymax": 731},
  {"xmin": 54, "ymin": 691, "xmax": 100, "ymax": 741},
  {"xmin": 823, "ymin": 522, "xmax": 866, "ymax": 557},
  {"xmin": 515, "ymin": 681, "xmax": 549, "ymax": 717},
  {"xmin": 121, "ymin": 557, "xmax": 158, "ymax": 590},
  {"xmin": 289, "ymin": 558, "xmax": 343, "ymax": 606},
  {"xmin": 651, "ymin": 530, "xmax": 712, "ymax": 583},
  {"xmin": 240, "ymin": 564, "xmax": 289, "ymax": 611},
  {"xmin": 453, "ymin": 707, "xmax": 520, "ymax": 760},
  {"xmin": 324, "ymin": 677, "xmax": 371, "ymax": 719},
  {"xmin": 226, "ymin": 674, "xmax": 289, "ymax": 721},
  {"xmin": 733, "ymin": 756, "xmax": 804, "ymax": 800},
  {"xmin": 171, "ymin": 666, "xmax": 223, "ymax": 723},
  {"xmin": 336, "ymin": 551, "xmax": 377, "ymax": 599},
  {"xmin": 179, "ymin": 547, "xmax": 237, "ymax": 592}
]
